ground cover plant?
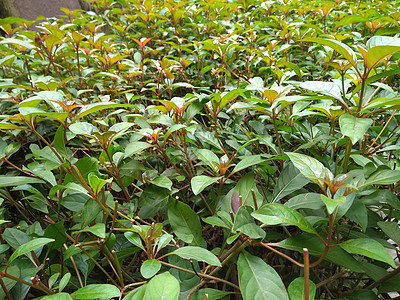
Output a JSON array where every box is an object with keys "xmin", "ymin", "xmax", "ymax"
[{"xmin": 0, "ymin": 0, "xmax": 400, "ymax": 299}]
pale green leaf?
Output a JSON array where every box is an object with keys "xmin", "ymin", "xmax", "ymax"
[
  {"xmin": 238, "ymin": 251, "xmax": 289, "ymax": 300},
  {"xmin": 252, "ymin": 203, "xmax": 316, "ymax": 234},
  {"xmin": 171, "ymin": 246, "xmax": 221, "ymax": 266},
  {"xmin": 191, "ymin": 175, "xmax": 221, "ymax": 195},
  {"xmin": 321, "ymin": 195, "xmax": 346, "ymax": 214},
  {"xmin": 339, "ymin": 114, "xmax": 373, "ymax": 145},
  {"xmin": 8, "ymin": 238, "xmax": 54, "ymax": 264},
  {"xmin": 302, "ymin": 38, "xmax": 357, "ymax": 68},
  {"xmin": 285, "ymin": 152, "xmax": 329, "ymax": 183},
  {"xmin": 340, "ymin": 238, "xmax": 395, "ymax": 267},
  {"xmin": 232, "ymin": 155, "xmax": 267, "ymax": 174},
  {"xmin": 144, "ymin": 272, "xmax": 179, "ymax": 300},
  {"xmin": 141, "ymin": 259, "xmax": 161, "ymax": 279},
  {"xmin": 71, "ymin": 284, "xmax": 120, "ymax": 299},
  {"xmin": 0, "ymin": 176, "xmax": 44, "ymax": 187},
  {"xmin": 124, "ymin": 141, "xmax": 153, "ymax": 158},
  {"xmin": 74, "ymin": 223, "xmax": 106, "ymax": 239},
  {"xmin": 288, "ymin": 277, "xmax": 316, "ymax": 300}
]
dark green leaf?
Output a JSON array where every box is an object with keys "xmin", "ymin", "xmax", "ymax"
[
  {"xmin": 378, "ymin": 221, "xmax": 400, "ymax": 246},
  {"xmin": 168, "ymin": 198, "xmax": 206, "ymax": 247},
  {"xmin": 273, "ymin": 163, "xmax": 309, "ymax": 202},
  {"xmin": 44, "ymin": 221, "xmax": 67, "ymax": 250}
]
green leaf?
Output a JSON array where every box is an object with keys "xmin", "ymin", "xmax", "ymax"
[
  {"xmin": 0, "ymin": 122, "xmax": 25, "ymax": 130},
  {"xmin": 171, "ymin": 246, "xmax": 221, "ymax": 267},
  {"xmin": 339, "ymin": 114, "xmax": 373, "ymax": 145},
  {"xmin": 275, "ymin": 234, "xmax": 364, "ymax": 272},
  {"xmin": 59, "ymin": 273, "xmax": 71, "ymax": 292},
  {"xmin": 191, "ymin": 288, "xmax": 231, "ymax": 300},
  {"xmin": 365, "ymin": 169, "xmax": 400, "ymax": 186},
  {"xmin": 191, "ymin": 175, "xmax": 221, "ymax": 195},
  {"xmin": 44, "ymin": 221, "xmax": 67, "ymax": 250},
  {"xmin": 124, "ymin": 285, "xmax": 147, "ymax": 300},
  {"xmin": 335, "ymin": 15, "xmax": 368, "ymax": 28},
  {"xmin": 378, "ymin": 221, "xmax": 400, "ymax": 246},
  {"xmin": 141, "ymin": 259, "xmax": 161, "ymax": 279},
  {"xmin": 365, "ymin": 36, "xmax": 400, "ymax": 70},
  {"xmin": 74, "ymin": 223, "xmax": 106, "ymax": 238},
  {"xmin": 144, "ymin": 272, "xmax": 179, "ymax": 300},
  {"xmin": 367, "ymin": 46, "xmax": 400, "ymax": 64},
  {"xmin": 138, "ymin": 185, "xmax": 170, "ymax": 219},
  {"xmin": 124, "ymin": 141, "xmax": 153, "ymax": 158},
  {"xmin": 252, "ymin": 203, "xmax": 316, "ymax": 234},
  {"xmin": 285, "ymin": 152, "xmax": 329, "ymax": 184},
  {"xmin": 8, "ymin": 238, "xmax": 54, "ymax": 265},
  {"xmin": 288, "ymin": 277, "xmax": 316, "ymax": 300},
  {"xmin": 0, "ymin": 38, "xmax": 34, "ymax": 49},
  {"xmin": 285, "ymin": 193, "xmax": 325, "ymax": 210},
  {"xmin": 238, "ymin": 251, "xmax": 289, "ymax": 300},
  {"xmin": 0, "ymin": 176, "xmax": 44, "ymax": 187},
  {"xmin": 233, "ymin": 206, "xmax": 266, "ymax": 239},
  {"xmin": 273, "ymin": 163, "xmax": 309, "ymax": 202},
  {"xmin": 300, "ymin": 81, "xmax": 342, "ymax": 101},
  {"xmin": 219, "ymin": 89, "xmax": 245, "ymax": 110},
  {"xmin": 232, "ymin": 155, "xmax": 267, "ymax": 174},
  {"xmin": 48, "ymin": 273, "xmax": 60, "ymax": 289},
  {"xmin": 151, "ymin": 176, "xmax": 172, "ymax": 190},
  {"xmin": 125, "ymin": 232, "xmax": 145, "ymax": 250},
  {"xmin": 40, "ymin": 293, "xmax": 73, "ymax": 300},
  {"xmin": 302, "ymin": 38, "xmax": 357, "ymax": 68},
  {"xmin": 194, "ymin": 149, "xmax": 219, "ymax": 173},
  {"xmin": 321, "ymin": 195, "xmax": 346, "ymax": 214},
  {"xmin": 345, "ymin": 290, "xmax": 379, "ymax": 300},
  {"xmin": 340, "ymin": 238, "xmax": 395, "ymax": 267},
  {"xmin": 69, "ymin": 122, "xmax": 98, "ymax": 136},
  {"xmin": 54, "ymin": 125, "xmax": 68, "ymax": 158},
  {"xmin": 74, "ymin": 102, "xmax": 137, "ymax": 121},
  {"xmin": 168, "ymin": 198, "xmax": 206, "ymax": 247},
  {"xmin": 203, "ymin": 215, "xmax": 231, "ymax": 229},
  {"xmin": 157, "ymin": 234, "xmax": 173, "ymax": 252},
  {"xmin": 71, "ymin": 284, "xmax": 120, "ymax": 299},
  {"xmin": 88, "ymin": 172, "xmax": 112, "ymax": 194}
]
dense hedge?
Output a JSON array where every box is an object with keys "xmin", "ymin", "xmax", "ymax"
[{"xmin": 0, "ymin": 0, "xmax": 400, "ymax": 299}]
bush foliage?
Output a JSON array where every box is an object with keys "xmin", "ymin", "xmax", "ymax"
[{"xmin": 1, "ymin": 0, "xmax": 400, "ymax": 299}]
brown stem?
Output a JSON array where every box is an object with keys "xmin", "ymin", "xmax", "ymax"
[
  {"xmin": 260, "ymin": 243, "xmax": 304, "ymax": 267},
  {"xmin": 159, "ymin": 261, "xmax": 239, "ymax": 290},
  {"xmin": 303, "ymin": 248, "xmax": 310, "ymax": 300},
  {"xmin": 366, "ymin": 265, "xmax": 400, "ymax": 290},
  {"xmin": 0, "ymin": 271, "xmax": 53, "ymax": 295},
  {"xmin": 310, "ymin": 213, "xmax": 335, "ymax": 268},
  {"xmin": 0, "ymin": 278, "xmax": 12, "ymax": 300},
  {"xmin": 356, "ymin": 75, "xmax": 367, "ymax": 116},
  {"xmin": 316, "ymin": 269, "xmax": 349, "ymax": 289}
]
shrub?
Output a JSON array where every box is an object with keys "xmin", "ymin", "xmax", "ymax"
[{"xmin": 0, "ymin": 0, "xmax": 400, "ymax": 299}]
